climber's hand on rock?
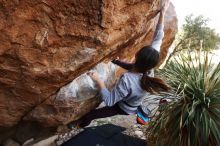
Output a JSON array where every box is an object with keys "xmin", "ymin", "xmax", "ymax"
[
  {"xmin": 161, "ymin": 0, "xmax": 170, "ymax": 12},
  {"xmin": 87, "ymin": 72, "xmax": 101, "ymax": 82},
  {"xmin": 111, "ymin": 57, "xmax": 120, "ymax": 64},
  {"xmin": 87, "ymin": 71, "xmax": 106, "ymax": 89}
]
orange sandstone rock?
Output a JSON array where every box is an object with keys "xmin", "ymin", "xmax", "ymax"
[{"xmin": 0, "ymin": 0, "xmax": 177, "ymax": 128}]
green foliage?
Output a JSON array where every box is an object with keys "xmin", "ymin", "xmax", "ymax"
[
  {"xmin": 148, "ymin": 51, "xmax": 220, "ymax": 146},
  {"xmin": 164, "ymin": 15, "xmax": 220, "ymax": 66},
  {"xmin": 180, "ymin": 15, "xmax": 220, "ymax": 51}
]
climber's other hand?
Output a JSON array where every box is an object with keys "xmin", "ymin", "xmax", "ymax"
[
  {"xmin": 87, "ymin": 71, "xmax": 105, "ymax": 89},
  {"xmin": 87, "ymin": 71, "xmax": 101, "ymax": 82}
]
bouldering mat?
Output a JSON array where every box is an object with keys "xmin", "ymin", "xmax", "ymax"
[{"xmin": 62, "ymin": 124, "xmax": 146, "ymax": 146}]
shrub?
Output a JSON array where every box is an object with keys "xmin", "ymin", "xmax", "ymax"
[{"xmin": 148, "ymin": 51, "xmax": 220, "ymax": 146}]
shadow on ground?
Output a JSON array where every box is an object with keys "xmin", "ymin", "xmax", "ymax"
[{"xmin": 62, "ymin": 124, "xmax": 146, "ymax": 146}]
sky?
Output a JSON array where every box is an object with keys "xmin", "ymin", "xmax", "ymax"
[{"xmin": 171, "ymin": 0, "xmax": 220, "ymax": 33}]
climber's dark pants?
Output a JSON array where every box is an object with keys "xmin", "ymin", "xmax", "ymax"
[{"xmin": 77, "ymin": 104, "xmax": 128, "ymax": 127}]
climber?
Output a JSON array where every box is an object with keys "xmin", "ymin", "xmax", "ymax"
[{"xmin": 68, "ymin": 0, "xmax": 170, "ymax": 128}]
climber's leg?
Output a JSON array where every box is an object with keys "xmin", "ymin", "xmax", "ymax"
[{"xmin": 68, "ymin": 104, "xmax": 128, "ymax": 128}]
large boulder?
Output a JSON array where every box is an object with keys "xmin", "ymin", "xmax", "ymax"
[{"xmin": 0, "ymin": 0, "xmax": 177, "ymax": 130}]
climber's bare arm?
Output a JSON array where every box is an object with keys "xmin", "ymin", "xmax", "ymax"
[
  {"xmin": 112, "ymin": 58, "xmax": 134, "ymax": 70},
  {"xmin": 151, "ymin": 0, "xmax": 170, "ymax": 52},
  {"xmin": 158, "ymin": 0, "xmax": 170, "ymax": 25}
]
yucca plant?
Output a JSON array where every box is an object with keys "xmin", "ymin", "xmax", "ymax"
[{"xmin": 148, "ymin": 51, "xmax": 220, "ymax": 146}]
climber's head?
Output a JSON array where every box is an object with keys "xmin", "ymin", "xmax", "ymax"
[
  {"xmin": 134, "ymin": 46, "xmax": 170, "ymax": 94},
  {"xmin": 134, "ymin": 46, "xmax": 160, "ymax": 73}
]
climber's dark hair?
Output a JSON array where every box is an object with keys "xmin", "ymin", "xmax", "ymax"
[{"xmin": 134, "ymin": 46, "xmax": 170, "ymax": 93}]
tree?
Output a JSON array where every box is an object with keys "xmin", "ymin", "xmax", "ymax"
[{"xmin": 165, "ymin": 14, "xmax": 220, "ymax": 66}]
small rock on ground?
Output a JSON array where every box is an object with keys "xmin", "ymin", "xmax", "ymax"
[{"xmin": 134, "ymin": 130, "xmax": 144, "ymax": 137}]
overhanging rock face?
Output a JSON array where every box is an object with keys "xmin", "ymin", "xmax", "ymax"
[
  {"xmin": 25, "ymin": 62, "xmax": 118, "ymax": 126},
  {"xmin": 0, "ymin": 0, "xmax": 177, "ymax": 128}
]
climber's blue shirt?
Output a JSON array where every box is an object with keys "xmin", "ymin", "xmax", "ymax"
[{"xmin": 100, "ymin": 24, "xmax": 164, "ymax": 114}]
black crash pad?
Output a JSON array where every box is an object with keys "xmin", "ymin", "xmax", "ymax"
[{"xmin": 62, "ymin": 124, "xmax": 146, "ymax": 146}]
